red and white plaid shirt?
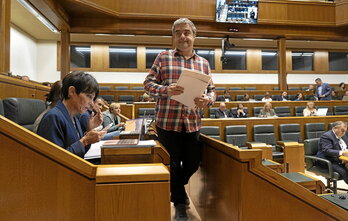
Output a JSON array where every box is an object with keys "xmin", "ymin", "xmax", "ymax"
[{"xmin": 144, "ymin": 49, "xmax": 215, "ymax": 133}]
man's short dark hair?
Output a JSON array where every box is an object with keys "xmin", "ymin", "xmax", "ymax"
[
  {"xmin": 333, "ymin": 121, "xmax": 347, "ymax": 128},
  {"xmin": 315, "ymin": 78, "xmax": 322, "ymax": 82},
  {"xmin": 61, "ymin": 71, "xmax": 99, "ymax": 100}
]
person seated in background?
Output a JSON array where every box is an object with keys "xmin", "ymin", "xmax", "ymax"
[
  {"xmin": 102, "ymin": 102, "xmax": 125, "ymax": 133},
  {"xmin": 215, "ymin": 102, "xmax": 232, "ymax": 118},
  {"xmin": 317, "ymin": 121, "xmax": 348, "ymax": 184},
  {"xmin": 294, "ymin": 92, "xmax": 304, "ymax": 101},
  {"xmin": 95, "ymin": 97, "xmax": 109, "ymax": 112},
  {"xmin": 20, "ymin": 75, "xmax": 30, "ymax": 81},
  {"xmin": 217, "ymin": 90, "xmax": 231, "ymax": 102},
  {"xmin": 277, "ymin": 91, "xmax": 288, "ymax": 101},
  {"xmin": 242, "ymin": 93, "xmax": 250, "ymax": 101},
  {"xmin": 141, "ymin": 92, "xmax": 154, "ymax": 102},
  {"xmin": 338, "ymin": 82, "xmax": 346, "ymax": 91},
  {"xmin": 330, "ymin": 90, "xmax": 340, "ymax": 100},
  {"xmin": 232, "ymin": 103, "xmax": 248, "ymax": 118},
  {"xmin": 33, "ymin": 80, "xmax": 62, "ymax": 133},
  {"xmin": 306, "ymin": 84, "xmax": 315, "ymax": 92},
  {"xmin": 258, "ymin": 102, "xmax": 277, "ymax": 118},
  {"xmin": 342, "ymin": 91, "xmax": 348, "ymax": 101},
  {"xmin": 303, "ymin": 101, "xmax": 317, "ymax": 117},
  {"xmin": 37, "ymin": 71, "xmax": 106, "ymax": 158},
  {"xmin": 315, "ymin": 78, "xmax": 332, "ymax": 100},
  {"xmin": 261, "ymin": 92, "xmax": 272, "ymax": 102}
]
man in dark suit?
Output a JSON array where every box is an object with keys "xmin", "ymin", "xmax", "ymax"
[
  {"xmin": 317, "ymin": 121, "xmax": 348, "ymax": 184},
  {"xmin": 276, "ymin": 91, "xmax": 289, "ymax": 101},
  {"xmin": 215, "ymin": 102, "xmax": 232, "ymax": 118},
  {"xmin": 315, "ymin": 78, "xmax": 332, "ymax": 100},
  {"xmin": 216, "ymin": 90, "xmax": 231, "ymax": 102}
]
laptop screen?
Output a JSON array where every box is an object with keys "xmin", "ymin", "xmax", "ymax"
[{"xmin": 317, "ymin": 108, "xmax": 328, "ymax": 116}]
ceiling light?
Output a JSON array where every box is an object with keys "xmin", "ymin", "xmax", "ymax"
[{"xmin": 17, "ymin": 0, "xmax": 59, "ymax": 33}]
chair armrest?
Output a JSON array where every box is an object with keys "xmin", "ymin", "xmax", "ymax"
[{"xmin": 304, "ymin": 155, "xmax": 334, "ymax": 177}]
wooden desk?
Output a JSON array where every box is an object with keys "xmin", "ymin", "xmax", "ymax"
[
  {"xmin": 281, "ymin": 172, "xmax": 326, "ymax": 194},
  {"xmin": 262, "ymin": 159, "xmax": 284, "ymax": 173},
  {"xmin": 339, "ymin": 156, "xmax": 348, "ymax": 162},
  {"xmin": 102, "ymin": 141, "xmax": 170, "ymax": 166}
]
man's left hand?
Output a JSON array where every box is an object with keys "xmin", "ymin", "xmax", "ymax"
[
  {"xmin": 194, "ymin": 94, "xmax": 209, "ymax": 109},
  {"xmin": 88, "ymin": 109, "xmax": 103, "ymax": 131}
]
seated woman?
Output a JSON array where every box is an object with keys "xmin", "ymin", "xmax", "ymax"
[
  {"xmin": 294, "ymin": 92, "xmax": 304, "ymax": 101},
  {"xmin": 261, "ymin": 92, "xmax": 272, "ymax": 102},
  {"xmin": 330, "ymin": 90, "xmax": 340, "ymax": 100},
  {"xmin": 242, "ymin": 93, "xmax": 250, "ymax": 101},
  {"xmin": 33, "ymin": 80, "xmax": 62, "ymax": 133},
  {"xmin": 102, "ymin": 102, "xmax": 125, "ymax": 132},
  {"xmin": 258, "ymin": 102, "xmax": 277, "ymax": 118},
  {"xmin": 37, "ymin": 71, "xmax": 106, "ymax": 158},
  {"xmin": 232, "ymin": 103, "xmax": 248, "ymax": 118},
  {"xmin": 342, "ymin": 91, "xmax": 348, "ymax": 101},
  {"xmin": 303, "ymin": 101, "xmax": 317, "ymax": 117}
]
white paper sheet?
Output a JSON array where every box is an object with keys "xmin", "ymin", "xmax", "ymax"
[{"xmin": 171, "ymin": 69, "xmax": 211, "ymax": 109}]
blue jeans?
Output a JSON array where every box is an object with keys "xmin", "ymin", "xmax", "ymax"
[{"xmin": 102, "ymin": 131, "xmax": 121, "ymax": 140}]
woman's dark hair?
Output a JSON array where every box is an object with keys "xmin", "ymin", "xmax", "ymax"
[
  {"xmin": 61, "ymin": 71, "xmax": 99, "ymax": 100},
  {"xmin": 45, "ymin": 80, "xmax": 62, "ymax": 105},
  {"xmin": 339, "ymin": 82, "xmax": 345, "ymax": 88}
]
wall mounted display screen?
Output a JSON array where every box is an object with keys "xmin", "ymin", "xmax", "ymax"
[{"xmin": 216, "ymin": 0, "xmax": 259, "ymax": 24}]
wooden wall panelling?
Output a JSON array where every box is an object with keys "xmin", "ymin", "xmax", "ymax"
[
  {"xmin": 314, "ymin": 51, "xmax": 329, "ymax": 73},
  {"xmin": 91, "ymin": 44, "xmax": 109, "ymax": 71},
  {"xmin": 247, "ymin": 49, "xmax": 261, "ymax": 72},
  {"xmin": 336, "ymin": 0, "xmax": 348, "ymax": 26},
  {"xmin": 0, "ymin": 0, "xmax": 10, "ymax": 73},
  {"xmin": 278, "ymin": 38, "xmax": 287, "ymax": 90},
  {"xmin": 214, "ymin": 48, "xmax": 222, "ymax": 73},
  {"xmin": 60, "ymin": 30, "xmax": 70, "ymax": 79},
  {"xmin": 137, "ymin": 46, "xmax": 146, "ymax": 71}
]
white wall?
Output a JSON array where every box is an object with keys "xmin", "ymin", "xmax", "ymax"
[
  {"xmin": 10, "ymin": 26, "xmax": 37, "ymax": 80},
  {"xmin": 287, "ymin": 74, "xmax": 348, "ymax": 85},
  {"xmin": 36, "ymin": 40, "xmax": 60, "ymax": 82}
]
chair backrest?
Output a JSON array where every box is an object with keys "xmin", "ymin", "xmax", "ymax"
[
  {"xmin": 288, "ymin": 87, "xmax": 300, "ymax": 90},
  {"xmin": 3, "ymin": 98, "xmax": 46, "ymax": 131},
  {"xmin": 273, "ymin": 87, "xmax": 279, "ymax": 90},
  {"xmin": 215, "ymin": 87, "xmax": 226, "ymax": 91},
  {"xmin": 209, "ymin": 107, "xmax": 219, "ymax": 118},
  {"xmin": 254, "ymin": 95, "xmax": 264, "ymax": 101},
  {"xmin": 329, "ymin": 122, "xmax": 334, "ymax": 130},
  {"xmin": 115, "ymin": 86, "xmax": 129, "ymax": 90},
  {"xmin": 334, "ymin": 105, "xmax": 348, "ymax": 115},
  {"xmin": 274, "ymin": 106, "xmax": 291, "ymax": 117},
  {"xmin": 253, "ymin": 124, "xmax": 276, "ymax": 145},
  {"xmin": 229, "ymin": 87, "xmax": 241, "ymax": 90},
  {"xmin": 271, "ymin": 95, "xmax": 279, "ymax": 101},
  {"xmin": 301, "ymin": 87, "xmax": 308, "ymax": 91},
  {"xmin": 225, "ymin": 125, "xmax": 247, "ymax": 148},
  {"xmin": 304, "ymin": 94, "xmax": 315, "ymax": 100},
  {"xmin": 236, "ymin": 95, "xmax": 244, "ymax": 101},
  {"xmin": 118, "ymin": 95, "xmax": 135, "ymax": 104},
  {"xmin": 279, "ymin": 123, "xmax": 302, "ymax": 142},
  {"xmin": 132, "ymin": 87, "xmax": 144, "ymax": 90},
  {"xmin": 200, "ymin": 126, "xmax": 220, "ymax": 140},
  {"xmin": 304, "ymin": 138, "xmax": 320, "ymax": 169},
  {"xmin": 0, "ymin": 99, "xmax": 4, "ymax": 116},
  {"xmin": 244, "ymin": 87, "xmax": 256, "ymax": 90},
  {"xmin": 288, "ymin": 94, "xmax": 297, "ymax": 100},
  {"xmin": 253, "ymin": 107, "xmax": 263, "ymax": 117},
  {"xmin": 100, "ymin": 95, "xmax": 115, "ymax": 104},
  {"xmin": 138, "ymin": 108, "xmax": 155, "ymax": 119},
  {"xmin": 99, "ymin": 86, "xmax": 111, "ymax": 90},
  {"xmin": 295, "ymin": 106, "xmax": 305, "ymax": 116},
  {"xmin": 217, "ymin": 95, "xmax": 232, "ymax": 101},
  {"xmin": 305, "ymin": 123, "xmax": 326, "ymax": 139}
]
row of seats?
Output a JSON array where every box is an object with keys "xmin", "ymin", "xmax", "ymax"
[
  {"xmin": 201, "ymin": 122, "xmax": 340, "ymax": 153},
  {"xmin": 100, "ymin": 95, "xmax": 137, "ymax": 104},
  {"xmin": 221, "ymin": 94, "xmax": 316, "ymax": 101},
  {"xmin": 193, "ymin": 87, "xmax": 307, "ymax": 91},
  {"xmin": 100, "ymin": 86, "xmax": 144, "ymax": 91},
  {"xmin": 0, "ymin": 98, "xmax": 46, "ymax": 131},
  {"xmin": 209, "ymin": 105, "xmax": 348, "ymax": 118}
]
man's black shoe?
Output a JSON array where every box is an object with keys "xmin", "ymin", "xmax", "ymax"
[{"xmin": 175, "ymin": 203, "xmax": 188, "ymax": 221}]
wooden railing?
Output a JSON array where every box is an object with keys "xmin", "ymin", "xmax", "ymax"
[
  {"xmin": 188, "ymin": 135, "xmax": 348, "ymax": 220},
  {"xmin": 0, "ymin": 116, "xmax": 170, "ymax": 221}
]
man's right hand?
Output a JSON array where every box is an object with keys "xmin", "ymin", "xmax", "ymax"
[
  {"xmin": 168, "ymin": 83, "xmax": 184, "ymax": 96},
  {"xmin": 342, "ymin": 150, "xmax": 348, "ymax": 156}
]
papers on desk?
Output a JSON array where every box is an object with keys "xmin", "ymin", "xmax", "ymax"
[
  {"xmin": 84, "ymin": 140, "xmax": 156, "ymax": 159},
  {"xmin": 171, "ymin": 68, "xmax": 211, "ymax": 109}
]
